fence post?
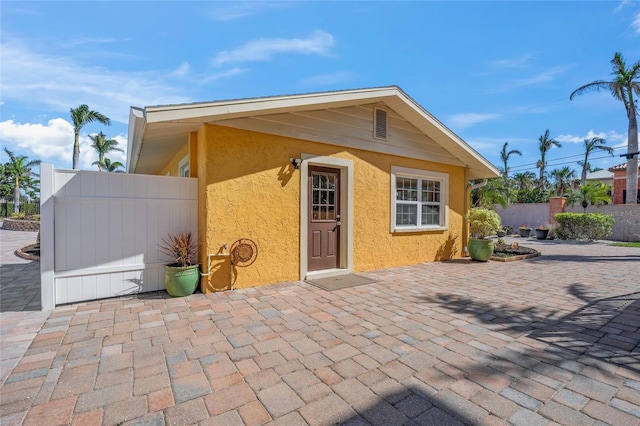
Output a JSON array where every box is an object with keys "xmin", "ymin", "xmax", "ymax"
[
  {"xmin": 548, "ymin": 197, "xmax": 566, "ymax": 226},
  {"xmin": 40, "ymin": 164, "xmax": 55, "ymax": 311}
]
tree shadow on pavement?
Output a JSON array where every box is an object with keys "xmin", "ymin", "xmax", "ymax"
[
  {"xmin": 0, "ymin": 263, "xmax": 41, "ymax": 312},
  {"xmin": 418, "ymin": 284, "xmax": 640, "ymax": 376}
]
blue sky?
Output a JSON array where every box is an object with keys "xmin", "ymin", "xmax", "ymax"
[{"xmin": 1, "ymin": 1, "xmax": 639, "ymax": 178}]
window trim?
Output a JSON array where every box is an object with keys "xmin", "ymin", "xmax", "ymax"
[{"xmin": 390, "ymin": 166, "xmax": 449, "ymax": 233}]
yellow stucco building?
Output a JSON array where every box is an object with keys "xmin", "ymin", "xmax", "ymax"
[{"xmin": 127, "ymin": 86, "xmax": 500, "ymax": 292}]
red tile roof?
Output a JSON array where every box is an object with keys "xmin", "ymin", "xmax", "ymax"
[{"xmin": 608, "ymin": 162, "xmax": 640, "ymax": 172}]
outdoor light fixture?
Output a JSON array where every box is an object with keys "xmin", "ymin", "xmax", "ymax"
[{"xmin": 289, "ymin": 158, "xmax": 303, "ymax": 169}]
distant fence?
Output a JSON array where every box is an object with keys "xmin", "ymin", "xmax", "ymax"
[
  {"xmin": 0, "ymin": 200, "xmax": 40, "ymax": 217},
  {"xmin": 496, "ymin": 201, "xmax": 640, "ymax": 242},
  {"xmin": 495, "ymin": 203, "xmax": 549, "ymax": 233}
]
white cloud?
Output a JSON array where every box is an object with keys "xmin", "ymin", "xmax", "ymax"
[
  {"xmin": 59, "ymin": 37, "xmax": 128, "ymax": 48},
  {"xmin": 489, "ymin": 66, "xmax": 570, "ymax": 93},
  {"xmin": 169, "ymin": 62, "xmax": 192, "ymax": 78},
  {"xmin": 614, "ymin": 0, "xmax": 632, "ymax": 13},
  {"xmin": 212, "ymin": 30, "xmax": 335, "ymax": 66},
  {"xmin": 447, "ymin": 113, "xmax": 501, "ymax": 129},
  {"xmin": 489, "ymin": 53, "xmax": 535, "ymax": 68},
  {"xmin": 0, "ymin": 118, "xmax": 127, "ymax": 170},
  {"xmin": 0, "ymin": 37, "xmax": 194, "ymax": 123},
  {"xmin": 207, "ymin": 2, "xmax": 290, "ymax": 21},
  {"xmin": 632, "ymin": 11, "xmax": 640, "ymax": 34},
  {"xmin": 556, "ymin": 129, "xmax": 626, "ymax": 145}
]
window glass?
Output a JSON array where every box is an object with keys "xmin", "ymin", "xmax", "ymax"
[{"xmin": 392, "ymin": 167, "xmax": 447, "ymax": 231}]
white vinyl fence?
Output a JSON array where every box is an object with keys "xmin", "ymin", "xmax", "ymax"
[{"xmin": 40, "ymin": 164, "xmax": 197, "ymax": 310}]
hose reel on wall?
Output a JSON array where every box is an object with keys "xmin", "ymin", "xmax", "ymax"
[
  {"xmin": 230, "ymin": 238, "xmax": 258, "ymax": 267},
  {"xmin": 201, "ymin": 238, "xmax": 258, "ymax": 290},
  {"xmin": 229, "ymin": 238, "xmax": 258, "ymax": 289}
]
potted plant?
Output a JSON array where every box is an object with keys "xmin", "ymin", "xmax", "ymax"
[
  {"xmin": 535, "ymin": 225, "xmax": 549, "ymax": 240},
  {"xmin": 160, "ymin": 231, "xmax": 200, "ymax": 297},
  {"xmin": 518, "ymin": 224, "xmax": 531, "ymax": 238},
  {"xmin": 496, "ymin": 225, "xmax": 507, "ymax": 238},
  {"xmin": 467, "ymin": 207, "xmax": 501, "ymax": 261}
]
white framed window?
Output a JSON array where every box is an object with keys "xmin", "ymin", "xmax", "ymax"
[
  {"xmin": 391, "ymin": 166, "xmax": 448, "ymax": 232},
  {"xmin": 178, "ymin": 155, "xmax": 189, "ymax": 177}
]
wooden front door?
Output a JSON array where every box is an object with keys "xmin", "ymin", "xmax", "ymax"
[{"xmin": 308, "ymin": 166, "xmax": 341, "ymax": 271}]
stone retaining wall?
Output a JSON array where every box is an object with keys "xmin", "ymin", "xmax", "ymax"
[{"xmin": 2, "ymin": 218, "xmax": 40, "ymax": 232}]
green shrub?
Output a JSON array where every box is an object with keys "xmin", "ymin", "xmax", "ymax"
[
  {"xmin": 554, "ymin": 213, "xmax": 614, "ymax": 241},
  {"xmin": 9, "ymin": 212, "xmax": 26, "ymax": 219},
  {"xmin": 467, "ymin": 207, "xmax": 501, "ymax": 239}
]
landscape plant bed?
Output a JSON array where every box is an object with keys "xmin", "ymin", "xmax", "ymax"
[
  {"xmin": 490, "ymin": 243, "xmax": 540, "ymax": 262},
  {"xmin": 16, "ymin": 243, "xmax": 40, "ymax": 261}
]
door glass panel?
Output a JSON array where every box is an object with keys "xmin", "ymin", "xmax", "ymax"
[
  {"xmin": 328, "ymin": 205, "xmax": 335, "ymax": 220},
  {"xmin": 311, "ymin": 171, "xmax": 338, "ymax": 222}
]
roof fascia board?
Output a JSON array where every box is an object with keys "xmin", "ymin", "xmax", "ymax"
[
  {"xmin": 390, "ymin": 88, "xmax": 501, "ymax": 177},
  {"xmin": 127, "ymin": 107, "xmax": 146, "ymax": 173},
  {"xmin": 144, "ymin": 87, "xmax": 400, "ymax": 124},
  {"xmin": 132, "ymin": 85, "xmax": 500, "ymax": 178}
]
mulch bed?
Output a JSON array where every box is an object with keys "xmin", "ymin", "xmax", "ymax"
[
  {"xmin": 491, "ymin": 243, "xmax": 540, "ymax": 262},
  {"xmin": 16, "ymin": 243, "xmax": 40, "ymax": 261}
]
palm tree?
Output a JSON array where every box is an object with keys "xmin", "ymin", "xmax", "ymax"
[
  {"xmin": 570, "ymin": 53, "xmax": 639, "ymax": 204},
  {"xmin": 471, "ymin": 178, "xmax": 507, "ymax": 208},
  {"xmin": 536, "ymin": 129, "xmax": 561, "ymax": 188},
  {"xmin": 89, "ymin": 132, "xmax": 123, "ymax": 171},
  {"xmin": 549, "ymin": 166, "xmax": 576, "ymax": 196},
  {"xmin": 578, "ymin": 137, "xmax": 614, "ymax": 186},
  {"xmin": 70, "ymin": 104, "xmax": 111, "ymax": 170},
  {"xmin": 102, "ymin": 158, "xmax": 125, "ymax": 173},
  {"xmin": 3, "ymin": 148, "xmax": 41, "ymax": 213},
  {"xmin": 512, "ymin": 171, "xmax": 536, "ymax": 191},
  {"xmin": 571, "ymin": 182, "xmax": 611, "ymax": 213},
  {"xmin": 499, "ymin": 142, "xmax": 522, "ymax": 203}
]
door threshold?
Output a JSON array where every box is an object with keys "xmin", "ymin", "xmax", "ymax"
[{"xmin": 305, "ymin": 268, "xmax": 352, "ymax": 280}]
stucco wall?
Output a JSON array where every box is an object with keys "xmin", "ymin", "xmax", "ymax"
[
  {"xmin": 495, "ymin": 203, "xmax": 550, "ymax": 232},
  {"xmin": 196, "ymin": 124, "xmax": 466, "ymax": 291},
  {"xmin": 159, "ymin": 144, "xmax": 189, "ymax": 177},
  {"xmin": 498, "ymin": 202, "xmax": 640, "ymax": 242}
]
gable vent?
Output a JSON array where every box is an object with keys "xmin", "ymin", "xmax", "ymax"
[{"xmin": 374, "ymin": 108, "xmax": 388, "ymax": 140}]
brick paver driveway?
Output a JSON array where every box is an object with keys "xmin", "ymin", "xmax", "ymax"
[{"xmin": 1, "ymin": 236, "xmax": 639, "ymax": 425}]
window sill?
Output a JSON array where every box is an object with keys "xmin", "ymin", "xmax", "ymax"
[{"xmin": 392, "ymin": 226, "xmax": 448, "ymax": 234}]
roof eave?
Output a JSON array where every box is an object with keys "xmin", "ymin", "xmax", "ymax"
[
  {"xmin": 127, "ymin": 107, "xmax": 146, "ymax": 174},
  {"xmin": 130, "ymin": 86, "xmax": 500, "ymax": 179}
]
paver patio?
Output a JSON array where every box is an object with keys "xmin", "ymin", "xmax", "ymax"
[{"xmin": 1, "ymin": 226, "xmax": 639, "ymax": 425}]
